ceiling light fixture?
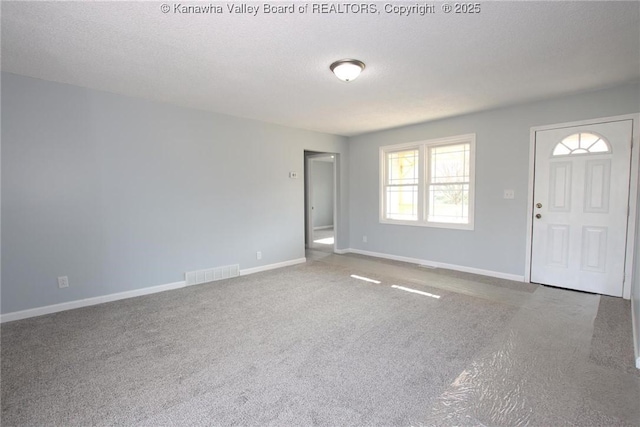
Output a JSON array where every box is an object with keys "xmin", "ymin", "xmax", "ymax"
[{"xmin": 330, "ymin": 59, "xmax": 365, "ymax": 82}]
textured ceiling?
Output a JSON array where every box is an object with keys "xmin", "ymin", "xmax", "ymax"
[{"xmin": 2, "ymin": 1, "xmax": 639, "ymax": 136}]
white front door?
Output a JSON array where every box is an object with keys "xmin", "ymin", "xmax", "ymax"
[{"xmin": 530, "ymin": 120, "xmax": 633, "ymax": 296}]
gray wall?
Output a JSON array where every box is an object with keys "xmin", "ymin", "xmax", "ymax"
[
  {"xmin": 311, "ymin": 160, "xmax": 334, "ymax": 229},
  {"xmin": 348, "ymin": 81, "xmax": 640, "ymax": 276},
  {"xmin": 1, "ymin": 72, "xmax": 348, "ymax": 314}
]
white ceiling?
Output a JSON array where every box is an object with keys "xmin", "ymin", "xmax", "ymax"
[{"xmin": 2, "ymin": 1, "xmax": 639, "ymax": 136}]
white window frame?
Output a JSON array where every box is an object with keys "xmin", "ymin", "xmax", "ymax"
[{"xmin": 379, "ymin": 133, "xmax": 476, "ymax": 230}]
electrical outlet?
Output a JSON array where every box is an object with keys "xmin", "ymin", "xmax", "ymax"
[
  {"xmin": 362, "ymin": 235, "xmax": 368, "ymax": 243},
  {"xmin": 504, "ymin": 189, "xmax": 515, "ymax": 199},
  {"xmin": 57, "ymin": 276, "xmax": 69, "ymax": 288},
  {"xmin": 256, "ymin": 251, "xmax": 262, "ymax": 260},
  {"xmin": 289, "ymin": 172, "xmax": 298, "ymax": 179}
]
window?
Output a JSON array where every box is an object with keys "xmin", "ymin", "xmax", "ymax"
[
  {"xmin": 380, "ymin": 134, "xmax": 475, "ymax": 229},
  {"xmin": 384, "ymin": 149, "xmax": 419, "ymax": 221},
  {"xmin": 552, "ymin": 132, "xmax": 610, "ymax": 156}
]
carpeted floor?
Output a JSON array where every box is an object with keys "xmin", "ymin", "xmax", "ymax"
[
  {"xmin": 309, "ymin": 228, "xmax": 334, "ymax": 253},
  {"xmin": 1, "ymin": 252, "xmax": 639, "ymax": 426}
]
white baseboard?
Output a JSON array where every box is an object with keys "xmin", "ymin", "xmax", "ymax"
[
  {"xmin": 313, "ymin": 225, "xmax": 333, "ymax": 230},
  {"xmin": 0, "ymin": 280, "xmax": 186, "ymax": 323},
  {"xmin": 339, "ymin": 248, "xmax": 525, "ymax": 282},
  {"xmin": 333, "ymin": 248, "xmax": 350, "ymax": 255},
  {"xmin": 1, "ymin": 257, "xmax": 309, "ymax": 324},
  {"xmin": 239, "ymin": 257, "xmax": 306, "ymax": 276},
  {"xmin": 632, "ymin": 298, "xmax": 640, "ymax": 369}
]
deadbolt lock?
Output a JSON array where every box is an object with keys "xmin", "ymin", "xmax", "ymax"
[
  {"xmin": 536, "ymin": 203, "xmax": 542, "ymax": 208},
  {"xmin": 535, "ymin": 213, "xmax": 542, "ymax": 219}
]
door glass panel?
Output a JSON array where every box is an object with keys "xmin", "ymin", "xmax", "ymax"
[
  {"xmin": 553, "ymin": 144, "xmax": 571, "ymax": 156},
  {"xmin": 579, "ymin": 133, "xmax": 600, "ymax": 148},
  {"xmin": 562, "ymin": 133, "xmax": 580, "ymax": 150},
  {"xmin": 590, "ymin": 140, "xmax": 609, "ymax": 153},
  {"xmin": 552, "ymin": 133, "xmax": 611, "ymax": 157}
]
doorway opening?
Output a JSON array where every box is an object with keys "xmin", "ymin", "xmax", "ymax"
[{"xmin": 305, "ymin": 151, "xmax": 337, "ymax": 254}]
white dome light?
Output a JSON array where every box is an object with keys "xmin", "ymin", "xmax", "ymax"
[{"xmin": 330, "ymin": 59, "xmax": 365, "ymax": 82}]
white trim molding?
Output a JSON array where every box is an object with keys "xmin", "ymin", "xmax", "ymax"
[
  {"xmin": 633, "ymin": 298, "xmax": 640, "ymax": 369},
  {"xmin": 0, "ymin": 280, "xmax": 186, "ymax": 323},
  {"xmin": 305, "ymin": 151, "xmax": 339, "ymax": 254},
  {"xmin": 339, "ymin": 248, "xmax": 525, "ymax": 282},
  {"xmin": 239, "ymin": 257, "xmax": 306, "ymax": 276},
  {"xmin": 1, "ymin": 257, "xmax": 309, "ymax": 323},
  {"xmin": 526, "ymin": 114, "xmax": 640, "ymax": 300}
]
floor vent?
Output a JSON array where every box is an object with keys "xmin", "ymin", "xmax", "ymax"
[{"xmin": 185, "ymin": 264, "xmax": 240, "ymax": 286}]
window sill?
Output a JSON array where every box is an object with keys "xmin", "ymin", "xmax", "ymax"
[{"xmin": 379, "ymin": 218, "xmax": 474, "ymax": 231}]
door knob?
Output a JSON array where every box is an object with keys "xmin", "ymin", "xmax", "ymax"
[
  {"xmin": 536, "ymin": 203, "xmax": 542, "ymax": 208},
  {"xmin": 536, "ymin": 213, "xmax": 542, "ymax": 219}
]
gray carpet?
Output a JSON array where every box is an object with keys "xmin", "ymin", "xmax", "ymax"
[
  {"xmin": 309, "ymin": 228, "xmax": 334, "ymax": 253},
  {"xmin": 1, "ymin": 252, "xmax": 639, "ymax": 426}
]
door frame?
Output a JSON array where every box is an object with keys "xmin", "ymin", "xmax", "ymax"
[
  {"xmin": 305, "ymin": 152, "xmax": 338, "ymax": 252},
  {"xmin": 525, "ymin": 114, "xmax": 640, "ymax": 299}
]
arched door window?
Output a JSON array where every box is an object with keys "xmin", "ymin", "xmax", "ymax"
[{"xmin": 552, "ymin": 132, "xmax": 611, "ymax": 156}]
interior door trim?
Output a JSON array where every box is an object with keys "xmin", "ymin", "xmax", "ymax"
[
  {"xmin": 525, "ymin": 114, "xmax": 640, "ymax": 300},
  {"xmin": 305, "ymin": 152, "xmax": 338, "ymax": 253}
]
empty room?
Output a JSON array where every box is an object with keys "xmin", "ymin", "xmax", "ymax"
[{"xmin": 2, "ymin": 1, "xmax": 640, "ymax": 426}]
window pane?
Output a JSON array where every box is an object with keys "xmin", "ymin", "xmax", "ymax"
[
  {"xmin": 579, "ymin": 133, "xmax": 599, "ymax": 149},
  {"xmin": 554, "ymin": 133, "xmax": 611, "ymax": 156},
  {"xmin": 553, "ymin": 144, "xmax": 571, "ymax": 156},
  {"xmin": 386, "ymin": 185, "xmax": 418, "ymax": 221},
  {"xmin": 590, "ymin": 140, "xmax": 609, "ymax": 153},
  {"xmin": 428, "ymin": 183, "xmax": 469, "ymax": 223},
  {"xmin": 562, "ymin": 133, "xmax": 580, "ymax": 150},
  {"xmin": 388, "ymin": 150, "xmax": 418, "ymax": 185},
  {"xmin": 431, "ymin": 144, "xmax": 470, "ymax": 184}
]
